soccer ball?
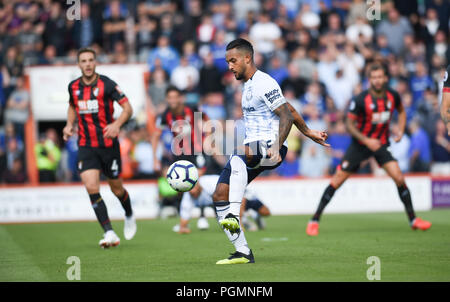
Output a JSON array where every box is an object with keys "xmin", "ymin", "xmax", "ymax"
[{"xmin": 166, "ymin": 160, "xmax": 199, "ymax": 192}]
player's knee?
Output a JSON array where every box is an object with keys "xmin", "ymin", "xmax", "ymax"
[
  {"xmin": 212, "ymin": 190, "xmax": 224, "ymax": 202},
  {"xmin": 393, "ymin": 175, "xmax": 405, "ymax": 187},
  {"xmin": 110, "ymin": 186, "xmax": 124, "ymax": 197},
  {"xmin": 259, "ymin": 206, "xmax": 270, "ymax": 216},
  {"xmin": 84, "ymin": 182, "xmax": 99, "ymax": 194}
]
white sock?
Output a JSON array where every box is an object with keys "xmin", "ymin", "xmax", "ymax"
[
  {"xmin": 228, "ymin": 156, "xmax": 248, "ymax": 216},
  {"xmin": 216, "ymin": 217, "xmax": 250, "ymax": 255},
  {"xmin": 214, "ymin": 201, "xmax": 250, "ymax": 255},
  {"xmin": 214, "ymin": 203, "xmax": 230, "ymax": 221}
]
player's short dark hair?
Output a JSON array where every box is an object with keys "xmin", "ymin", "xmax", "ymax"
[
  {"xmin": 367, "ymin": 62, "xmax": 388, "ymax": 77},
  {"xmin": 166, "ymin": 85, "xmax": 182, "ymax": 96},
  {"xmin": 77, "ymin": 48, "xmax": 96, "ymax": 61},
  {"xmin": 226, "ymin": 38, "xmax": 254, "ymax": 58}
]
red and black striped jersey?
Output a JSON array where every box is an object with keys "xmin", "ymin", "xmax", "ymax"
[
  {"xmin": 347, "ymin": 88, "xmax": 401, "ymax": 145},
  {"xmin": 156, "ymin": 105, "xmax": 208, "ymax": 155},
  {"xmin": 443, "ymin": 65, "xmax": 450, "ymax": 93},
  {"xmin": 68, "ymin": 74, "xmax": 128, "ymax": 148}
]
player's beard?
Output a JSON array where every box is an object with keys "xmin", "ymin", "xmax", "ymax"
[
  {"xmin": 235, "ymin": 72, "xmax": 244, "ymax": 80},
  {"xmin": 371, "ymin": 82, "xmax": 386, "ymax": 94}
]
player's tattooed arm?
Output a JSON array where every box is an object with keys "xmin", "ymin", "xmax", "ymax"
[
  {"xmin": 273, "ymin": 103, "xmax": 294, "ymax": 149},
  {"xmin": 286, "ymin": 102, "xmax": 329, "ymax": 147}
]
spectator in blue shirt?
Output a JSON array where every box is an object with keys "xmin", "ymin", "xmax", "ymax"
[
  {"xmin": 268, "ymin": 55, "xmax": 289, "ymax": 84},
  {"xmin": 148, "ymin": 35, "xmax": 180, "ymax": 75},
  {"xmin": 408, "ymin": 118, "xmax": 431, "ymax": 172},
  {"xmin": 410, "ymin": 62, "xmax": 434, "ymax": 104},
  {"xmin": 210, "ymin": 30, "xmax": 228, "ymax": 74},
  {"xmin": 276, "ymin": 149, "xmax": 299, "ymax": 177}
]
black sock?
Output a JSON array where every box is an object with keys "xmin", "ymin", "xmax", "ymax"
[
  {"xmin": 199, "ymin": 206, "xmax": 205, "ymax": 218},
  {"xmin": 89, "ymin": 193, "xmax": 113, "ymax": 232},
  {"xmin": 312, "ymin": 184, "xmax": 336, "ymax": 222},
  {"xmin": 397, "ymin": 185, "xmax": 416, "ymax": 223},
  {"xmin": 118, "ymin": 190, "xmax": 133, "ymax": 217}
]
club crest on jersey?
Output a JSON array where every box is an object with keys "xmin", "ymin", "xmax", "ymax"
[
  {"xmin": 246, "ymin": 87, "xmax": 252, "ymax": 100},
  {"xmin": 342, "ymin": 161, "xmax": 349, "ymax": 169},
  {"xmin": 444, "ymin": 71, "xmax": 448, "ymax": 82},
  {"xmin": 78, "ymin": 161, "xmax": 83, "ymax": 170},
  {"xmin": 75, "ymin": 90, "xmax": 80, "ymax": 96},
  {"xmin": 93, "ymin": 87, "xmax": 99, "ymax": 97}
]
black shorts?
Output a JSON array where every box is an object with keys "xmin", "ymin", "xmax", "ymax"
[
  {"xmin": 245, "ymin": 198, "xmax": 264, "ymax": 212},
  {"xmin": 218, "ymin": 140, "xmax": 288, "ymax": 185},
  {"xmin": 339, "ymin": 141, "xmax": 396, "ymax": 173},
  {"xmin": 78, "ymin": 141, "xmax": 122, "ymax": 179}
]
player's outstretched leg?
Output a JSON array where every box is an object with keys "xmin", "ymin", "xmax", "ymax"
[
  {"xmin": 383, "ymin": 161, "xmax": 431, "ymax": 231},
  {"xmin": 109, "ymin": 178, "xmax": 137, "ymax": 240}
]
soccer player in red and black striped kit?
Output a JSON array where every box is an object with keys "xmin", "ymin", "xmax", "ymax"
[
  {"xmin": 63, "ymin": 48, "xmax": 136, "ymax": 248},
  {"xmin": 306, "ymin": 62, "xmax": 431, "ymax": 236}
]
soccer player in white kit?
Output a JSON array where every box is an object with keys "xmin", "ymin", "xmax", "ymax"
[{"xmin": 212, "ymin": 38, "xmax": 329, "ymax": 264}]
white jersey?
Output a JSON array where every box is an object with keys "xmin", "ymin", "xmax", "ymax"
[{"xmin": 241, "ymin": 70, "xmax": 287, "ymax": 146}]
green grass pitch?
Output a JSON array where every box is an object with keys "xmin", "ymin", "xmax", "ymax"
[{"xmin": 1, "ymin": 209, "xmax": 449, "ymax": 282}]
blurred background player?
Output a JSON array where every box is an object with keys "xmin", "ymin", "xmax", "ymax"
[
  {"xmin": 306, "ymin": 63, "xmax": 432, "ymax": 236},
  {"xmin": 441, "ymin": 65, "xmax": 450, "ymax": 135},
  {"xmin": 173, "ymin": 174, "xmax": 270, "ymax": 234},
  {"xmin": 63, "ymin": 48, "xmax": 136, "ymax": 248},
  {"xmin": 151, "ymin": 85, "xmax": 211, "ymax": 219}
]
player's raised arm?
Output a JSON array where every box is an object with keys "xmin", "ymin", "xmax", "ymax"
[{"xmin": 286, "ymin": 102, "xmax": 329, "ymax": 147}]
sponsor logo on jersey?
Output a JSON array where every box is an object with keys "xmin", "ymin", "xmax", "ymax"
[
  {"xmin": 264, "ymin": 89, "xmax": 281, "ymax": 103},
  {"xmin": 243, "ymin": 106, "xmax": 256, "ymax": 112},
  {"xmin": 78, "ymin": 99, "xmax": 99, "ymax": 114},
  {"xmin": 372, "ymin": 111, "xmax": 391, "ymax": 124}
]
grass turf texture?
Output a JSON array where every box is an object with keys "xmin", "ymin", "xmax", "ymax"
[{"xmin": 1, "ymin": 209, "xmax": 449, "ymax": 282}]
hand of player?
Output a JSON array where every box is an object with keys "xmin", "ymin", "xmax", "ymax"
[
  {"xmin": 103, "ymin": 122, "xmax": 120, "ymax": 139},
  {"xmin": 63, "ymin": 124, "xmax": 74, "ymax": 141},
  {"xmin": 266, "ymin": 146, "xmax": 281, "ymax": 165},
  {"xmin": 364, "ymin": 137, "xmax": 382, "ymax": 152},
  {"xmin": 305, "ymin": 129, "xmax": 330, "ymax": 147}
]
